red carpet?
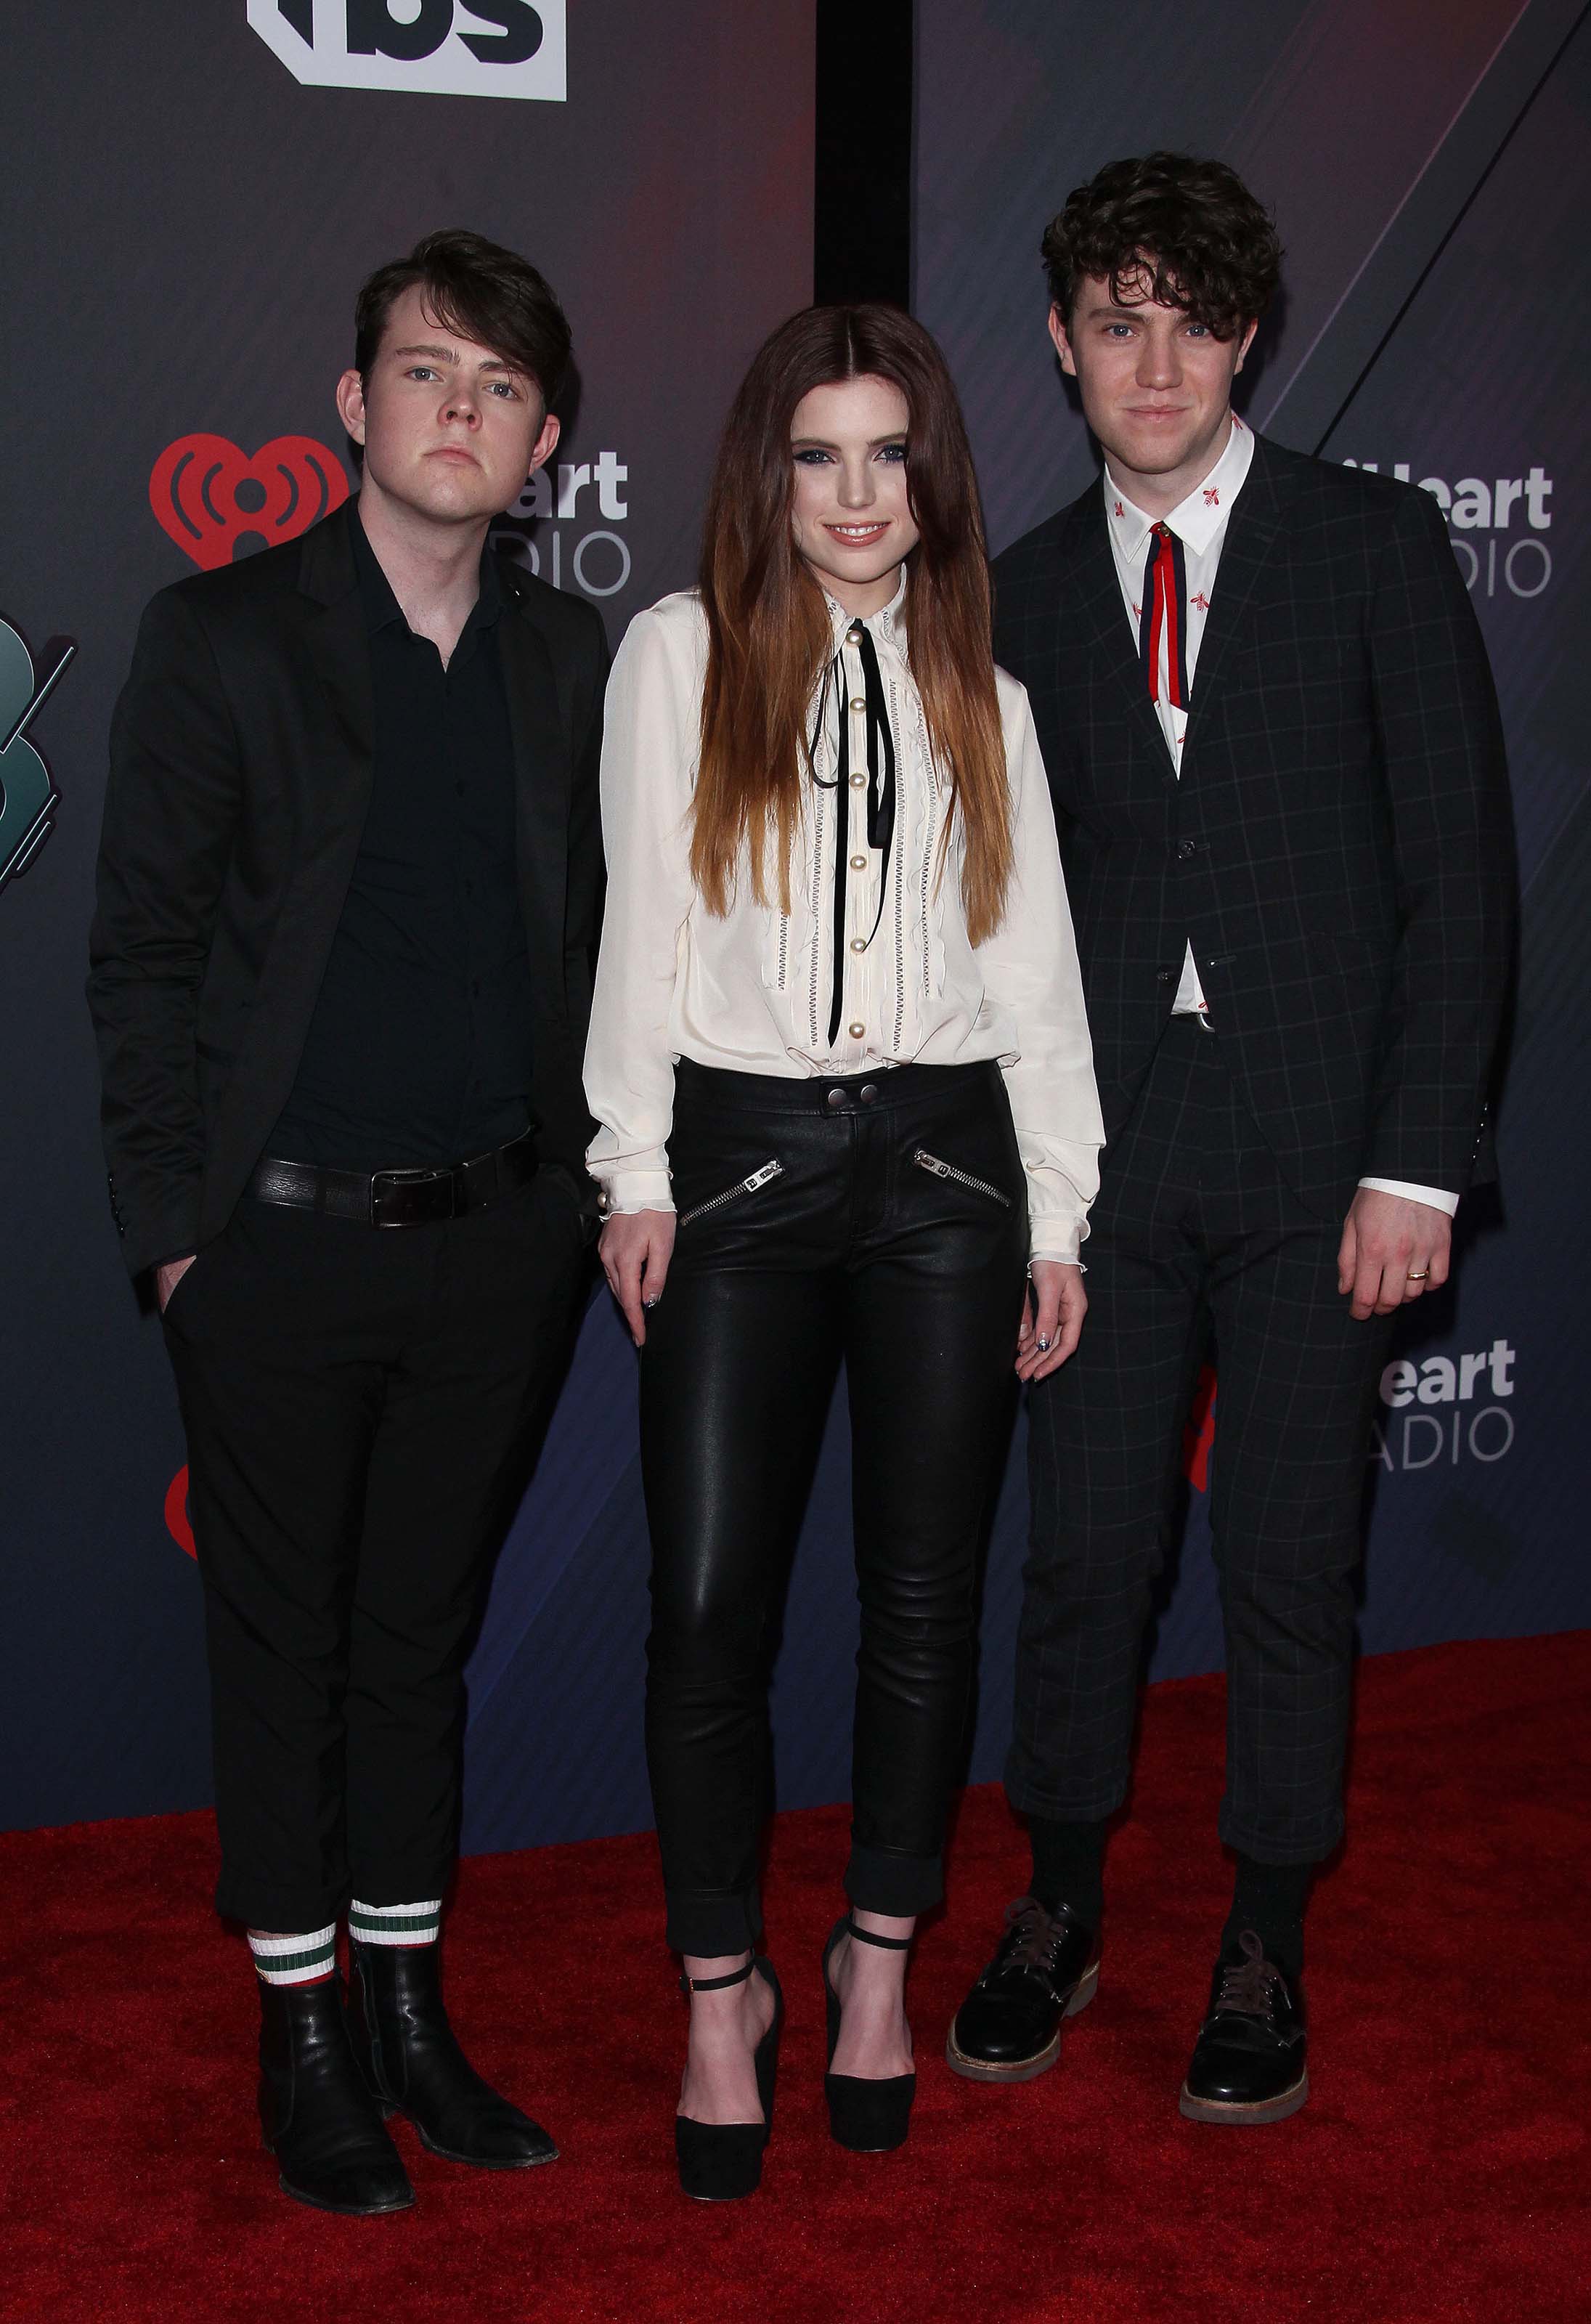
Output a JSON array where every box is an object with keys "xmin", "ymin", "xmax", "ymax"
[{"xmin": 3, "ymin": 1635, "xmax": 1587, "ymax": 2324}]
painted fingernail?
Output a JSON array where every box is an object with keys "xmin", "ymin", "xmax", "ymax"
[
  {"xmin": 643, "ymin": 1295, "xmax": 660, "ymax": 1309},
  {"xmin": 1037, "ymin": 1336, "xmax": 1051, "ymax": 1351}
]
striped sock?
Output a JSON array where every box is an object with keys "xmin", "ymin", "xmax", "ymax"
[
  {"xmin": 248, "ymin": 1925, "xmax": 338, "ymax": 1987},
  {"xmin": 349, "ymin": 1898, "xmax": 442, "ymax": 1949}
]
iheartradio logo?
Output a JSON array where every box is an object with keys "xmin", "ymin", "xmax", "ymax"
[{"xmin": 150, "ymin": 434, "xmax": 349, "ymax": 570}]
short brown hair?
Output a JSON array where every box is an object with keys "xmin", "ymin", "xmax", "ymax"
[
  {"xmin": 354, "ymin": 228, "xmax": 572, "ymax": 406},
  {"xmin": 1042, "ymin": 153, "xmax": 1281, "ymax": 341}
]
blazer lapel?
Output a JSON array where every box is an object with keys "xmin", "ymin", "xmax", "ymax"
[
  {"xmin": 290, "ymin": 506, "xmax": 376, "ymax": 911},
  {"xmin": 262, "ymin": 516, "xmax": 373, "ymax": 1001},
  {"xmin": 205, "ymin": 506, "xmax": 375, "ymax": 1198},
  {"xmin": 496, "ymin": 577, "xmax": 571, "ymax": 1005},
  {"xmin": 1184, "ymin": 432, "xmax": 1301, "ymax": 742},
  {"xmin": 1066, "ymin": 491, "xmax": 1179, "ymax": 780}
]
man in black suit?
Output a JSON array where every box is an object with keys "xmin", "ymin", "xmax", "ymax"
[
  {"xmin": 948, "ymin": 156, "xmax": 1514, "ymax": 2120},
  {"xmin": 89, "ymin": 231, "xmax": 607, "ymax": 2212}
]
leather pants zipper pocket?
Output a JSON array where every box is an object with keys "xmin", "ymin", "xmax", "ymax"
[
  {"xmin": 677, "ymin": 1160, "xmax": 784, "ymax": 1229},
  {"xmin": 911, "ymin": 1149, "xmax": 1012, "ymax": 1207}
]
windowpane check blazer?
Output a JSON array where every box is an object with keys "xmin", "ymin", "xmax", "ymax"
[{"xmin": 990, "ymin": 430, "xmax": 1517, "ymax": 1216}]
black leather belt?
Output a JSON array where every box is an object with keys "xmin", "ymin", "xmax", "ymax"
[{"xmin": 246, "ymin": 1128, "xmax": 540, "ymax": 1227}]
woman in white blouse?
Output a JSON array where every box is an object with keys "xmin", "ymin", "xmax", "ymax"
[{"xmin": 584, "ymin": 304, "xmax": 1102, "ymax": 2201}]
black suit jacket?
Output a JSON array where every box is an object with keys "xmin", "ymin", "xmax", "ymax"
[
  {"xmin": 89, "ymin": 500, "xmax": 609, "ymax": 1280},
  {"xmin": 992, "ymin": 431, "xmax": 1516, "ymax": 1216}
]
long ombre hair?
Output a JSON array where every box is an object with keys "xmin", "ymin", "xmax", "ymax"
[{"xmin": 691, "ymin": 305, "xmax": 1013, "ymax": 946}]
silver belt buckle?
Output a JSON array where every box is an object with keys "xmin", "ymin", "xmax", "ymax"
[{"xmin": 370, "ymin": 1166, "xmax": 455, "ymax": 1227}]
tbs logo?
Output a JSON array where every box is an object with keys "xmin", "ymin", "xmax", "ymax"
[{"xmin": 248, "ymin": 1, "xmax": 566, "ymax": 101}]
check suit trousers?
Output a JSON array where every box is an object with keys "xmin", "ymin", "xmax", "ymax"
[{"xmin": 1008, "ymin": 1014, "xmax": 1394, "ymax": 1863}]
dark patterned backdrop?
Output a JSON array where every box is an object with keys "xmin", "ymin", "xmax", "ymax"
[
  {"xmin": 911, "ymin": 0, "xmax": 1591, "ymax": 1773},
  {"xmin": 4, "ymin": 0, "xmax": 1587, "ymax": 1854},
  {"xmin": 1, "ymin": 0, "xmax": 815, "ymax": 1837}
]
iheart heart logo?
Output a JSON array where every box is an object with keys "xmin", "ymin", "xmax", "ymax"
[
  {"xmin": 1181, "ymin": 1364, "xmax": 1217, "ymax": 1493},
  {"xmin": 150, "ymin": 434, "xmax": 349, "ymax": 570},
  {"xmin": 165, "ymin": 1465, "xmax": 196, "ymax": 1558}
]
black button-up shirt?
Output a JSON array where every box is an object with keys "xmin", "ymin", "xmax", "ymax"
[{"xmin": 270, "ymin": 510, "xmax": 535, "ymax": 1170}]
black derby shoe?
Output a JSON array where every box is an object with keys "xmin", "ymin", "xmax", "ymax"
[
  {"xmin": 259, "ymin": 1978, "xmax": 415, "ymax": 2216},
  {"xmin": 946, "ymin": 1898, "xmax": 1099, "ymax": 2082},
  {"xmin": 1179, "ymin": 1930, "xmax": 1309, "ymax": 2125},
  {"xmin": 349, "ymin": 1940, "xmax": 558, "ymax": 2169}
]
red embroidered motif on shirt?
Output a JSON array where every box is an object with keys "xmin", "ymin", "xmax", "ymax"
[
  {"xmin": 1191, "ymin": 592, "xmax": 1210, "ymax": 613},
  {"xmin": 1131, "ymin": 603, "xmax": 1141, "ymax": 620},
  {"xmin": 1203, "ymin": 487, "xmax": 1220, "ymax": 506},
  {"xmin": 1114, "ymin": 500, "xmax": 1125, "ymax": 518}
]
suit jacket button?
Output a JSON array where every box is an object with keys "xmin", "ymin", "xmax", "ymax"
[
  {"xmin": 1157, "ymin": 967, "xmax": 1173, "ymax": 983},
  {"xmin": 1176, "ymin": 839, "xmax": 1197, "ymax": 859}
]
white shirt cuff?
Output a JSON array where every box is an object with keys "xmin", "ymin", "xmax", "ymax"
[
  {"xmin": 1027, "ymin": 1219, "xmax": 1084, "ymax": 1267},
  {"xmin": 1357, "ymin": 1177, "xmax": 1458, "ymax": 1218},
  {"xmin": 597, "ymin": 1169, "xmax": 675, "ymax": 1216}
]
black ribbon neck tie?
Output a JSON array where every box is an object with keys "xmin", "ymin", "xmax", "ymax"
[{"xmin": 811, "ymin": 619, "xmax": 896, "ymax": 1045}]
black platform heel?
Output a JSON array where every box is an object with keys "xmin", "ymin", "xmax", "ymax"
[
  {"xmin": 823, "ymin": 1917, "xmax": 916, "ymax": 2153},
  {"xmin": 674, "ymin": 1955, "xmax": 784, "ymax": 2202}
]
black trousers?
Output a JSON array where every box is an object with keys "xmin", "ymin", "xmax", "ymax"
[
  {"xmin": 162, "ymin": 1175, "xmax": 585, "ymax": 1930},
  {"xmin": 1009, "ymin": 1015, "xmax": 1393, "ymax": 1864},
  {"xmin": 641, "ymin": 1059, "xmax": 1029, "ymax": 1957}
]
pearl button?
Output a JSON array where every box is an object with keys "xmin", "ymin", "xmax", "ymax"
[
  {"xmin": 850, "ymin": 697, "xmax": 867, "ymax": 714},
  {"xmin": 851, "ymin": 854, "xmax": 867, "ymax": 870},
  {"xmin": 850, "ymin": 937, "xmax": 866, "ymax": 953},
  {"xmin": 850, "ymin": 772, "xmax": 866, "ymax": 789},
  {"xmin": 848, "ymin": 1022, "xmax": 865, "ymax": 1039},
  {"xmin": 846, "ymin": 622, "xmax": 864, "ymax": 641}
]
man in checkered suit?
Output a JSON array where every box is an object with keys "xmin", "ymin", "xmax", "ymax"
[{"xmin": 947, "ymin": 153, "xmax": 1515, "ymax": 2121}]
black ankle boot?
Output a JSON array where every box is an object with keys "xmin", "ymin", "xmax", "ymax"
[
  {"xmin": 348, "ymin": 1941, "xmax": 557, "ymax": 2169},
  {"xmin": 258, "ymin": 1978, "xmax": 414, "ymax": 2216}
]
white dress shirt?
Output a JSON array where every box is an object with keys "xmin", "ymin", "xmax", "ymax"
[
  {"xmin": 584, "ymin": 580, "xmax": 1104, "ymax": 1261},
  {"xmin": 1103, "ymin": 415, "xmax": 1456, "ymax": 1218}
]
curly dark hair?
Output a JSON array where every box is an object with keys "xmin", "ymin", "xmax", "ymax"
[
  {"xmin": 1041, "ymin": 153, "xmax": 1281, "ymax": 341},
  {"xmin": 354, "ymin": 228, "xmax": 571, "ymax": 407}
]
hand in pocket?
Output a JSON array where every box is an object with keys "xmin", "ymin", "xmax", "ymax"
[{"xmin": 157, "ymin": 1254, "xmax": 197, "ymax": 1313}]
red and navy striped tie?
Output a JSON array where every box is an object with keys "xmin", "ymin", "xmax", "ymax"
[{"xmin": 1139, "ymin": 520, "xmax": 1189, "ymax": 707}]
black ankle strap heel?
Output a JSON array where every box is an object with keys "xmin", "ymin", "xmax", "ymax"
[
  {"xmin": 679, "ymin": 1959, "xmax": 757, "ymax": 1995},
  {"xmin": 821, "ymin": 1916, "xmax": 917, "ymax": 2154},
  {"xmin": 674, "ymin": 1955, "xmax": 784, "ymax": 2203}
]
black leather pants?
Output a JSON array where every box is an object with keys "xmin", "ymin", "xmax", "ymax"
[{"xmin": 640, "ymin": 1057, "xmax": 1029, "ymax": 1957}]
